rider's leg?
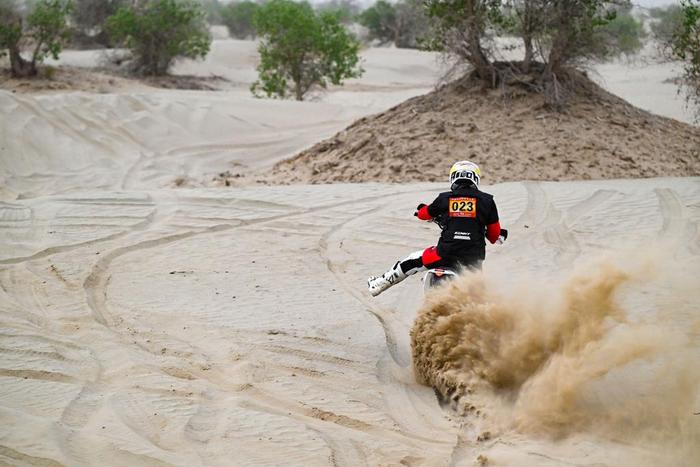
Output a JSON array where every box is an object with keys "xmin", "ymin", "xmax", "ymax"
[
  {"xmin": 368, "ymin": 247, "xmax": 441, "ymax": 296},
  {"xmin": 368, "ymin": 250, "xmax": 423, "ymax": 297}
]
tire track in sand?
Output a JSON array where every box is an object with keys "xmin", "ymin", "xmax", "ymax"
[
  {"xmin": 75, "ymin": 190, "xmax": 427, "ymax": 459},
  {"xmin": 317, "ymin": 205, "xmax": 405, "ymax": 366},
  {"xmin": 656, "ymin": 187, "xmax": 700, "ymax": 257},
  {"xmin": 239, "ymin": 384, "xmax": 451, "ymax": 448},
  {"xmin": 514, "ymin": 183, "xmax": 620, "ymax": 267},
  {"xmin": 0, "ymin": 206, "xmax": 156, "ymax": 266},
  {"xmin": 317, "ymin": 189, "xmax": 462, "ymax": 451}
]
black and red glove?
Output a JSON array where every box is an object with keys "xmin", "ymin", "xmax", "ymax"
[{"xmin": 413, "ymin": 203, "xmax": 427, "ymax": 216}]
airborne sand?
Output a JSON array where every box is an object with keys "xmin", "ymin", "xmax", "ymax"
[{"xmin": 1, "ymin": 40, "xmax": 699, "ymax": 466}]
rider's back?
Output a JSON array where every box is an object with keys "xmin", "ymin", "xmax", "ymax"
[{"xmin": 428, "ymin": 185, "xmax": 499, "ymax": 262}]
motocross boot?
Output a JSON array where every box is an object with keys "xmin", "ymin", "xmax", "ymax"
[{"xmin": 367, "ymin": 261, "xmax": 407, "ymax": 297}]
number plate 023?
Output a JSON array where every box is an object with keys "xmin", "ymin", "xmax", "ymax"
[{"xmin": 448, "ymin": 197, "xmax": 476, "ymax": 218}]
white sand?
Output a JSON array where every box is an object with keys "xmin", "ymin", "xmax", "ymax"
[
  {"xmin": 1, "ymin": 40, "xmax": 699, "ymax": 466},
  {"xmin": 592, "ymin": 59, "xmax": 696, "ymax": 125}
]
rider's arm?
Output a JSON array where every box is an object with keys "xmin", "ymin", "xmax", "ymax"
[
  {"xmin": 424, "ymin": 194, "xmax": 449, "ymax": 220},
  {"xmin": 415, "ymin": 194, "xmax": 446, "ymax": 221},
  {"xmin": 416, "ymin": 204, "xmax": 432, "ymax": 220},
  {"xmin": 486, "ymin": 221, "xmax": 501, "ymax": 244},
  {"xmin": 485, "ymin": 198, "xmax": 501, "ymax": 244}
]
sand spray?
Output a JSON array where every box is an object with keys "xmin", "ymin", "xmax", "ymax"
[{"xmin": 411, "ymin": 247, "xmax": 700, "ymax": 463}]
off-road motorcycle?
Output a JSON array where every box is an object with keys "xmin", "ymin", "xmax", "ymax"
[{"xmin": 421, "ymin": 214, "xmax": 459, "ymax": 294}]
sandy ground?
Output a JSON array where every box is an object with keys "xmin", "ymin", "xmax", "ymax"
[
  {"xmin": 592, "ymin": 59, "xmax": 695, "ymax": 125},
  {"xmin": 1, "ymin": 179, "xmax": 698, "ymax": 466},
  {"xmin": 1, "ymin": 39, "xmax": 700, "ymax": 466},
  {"xmin": 0, "ymin": 89, "xmax": 389, "ymax": 198}
]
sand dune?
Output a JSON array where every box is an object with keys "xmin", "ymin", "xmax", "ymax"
[
  {"xmin": 3, "ymin": 41, "xmax": 696, "ymax": 200},
  {"xmin": 0, "ymin": 89, "xmax": 411, "ymax": 200}
]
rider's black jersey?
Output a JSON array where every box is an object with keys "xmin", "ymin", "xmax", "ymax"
[{"xmin": 427, "ymin": 185, "xmax": 499, "ymax": 261}]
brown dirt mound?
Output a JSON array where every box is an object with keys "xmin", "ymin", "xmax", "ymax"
[{"xmin": 271, "ymin": 73, "xmax": 700, "ymax": 184}]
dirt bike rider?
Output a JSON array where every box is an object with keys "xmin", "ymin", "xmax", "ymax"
[{"xmin": 367, "ymin": 161, "xmax": 507, "ymax": 297}]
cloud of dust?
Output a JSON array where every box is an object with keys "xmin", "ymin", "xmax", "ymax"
[{"xmin": 411, "ymin": 251, "xmax": 700, "ymax": 462}]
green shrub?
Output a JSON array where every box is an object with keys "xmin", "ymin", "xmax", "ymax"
[
  {"xmin": 221, "ymin": 1, "xmax": 259, "ymax": 39},
  {"xmin": 71, "ymin": 0, "xmax": 123, "ymax": 47},
  {"xmin": 359, "ymin": 0, "xmax": 396, "ymax": 44},
  {"xmin": 423, "ymin": 0, "xmax": 622, "ymax": 94},
  {"xmin": 598, "ymin": 11, "xmax": 646, "ymax": 56},
  {"xmin": 315, "ymin": 0, "xmax": 361, "ymax": 25},
  {"xmin": 107, "ymin": 0, "xmax": 211, "ymax": 76},
  {"xmin": 201, "ymin": 0, "xmax": 225, "ymax": 25},
  {"xmin": 0, "ymin": 0, "xmax": 22, "ymax": 61},
  {"xmin": 651, "ymin": 5, "xmax": 684, "ymax": 46},
  {"xmin": 670, "ymin": 0, "xmax": 700, "ymax": 118},
  {"xmin": 251, "ymin": 0, "xmax": 363, "ymax": 100},
  {"xmin": 0, "ymin": 0, "xmax": 72, "ymax": 77}
]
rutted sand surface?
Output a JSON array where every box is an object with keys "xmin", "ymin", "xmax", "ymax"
[
  {"xmin": 0, "ymin": 90, "xmax": 382, "ymax": 199},
  {"xmin": 1, "ymin": 179, "xmax": 699, "ymax": 465}
]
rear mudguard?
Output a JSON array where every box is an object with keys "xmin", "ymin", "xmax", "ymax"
[{"xmin": 422, "ymin": 268, "xmax": 458, "ymax": 295}]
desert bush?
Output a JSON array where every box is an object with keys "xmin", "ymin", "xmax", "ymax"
[
  {"xmin": 360, "ymin": 0, "xmax": 428, "ymax": 48},
  {"xmin": 71, "ymin": 0, "xmax": 123, "ymax": 47},
  {"xmin": 499, "ymin": 0, "xmax": 543, "ymax": 72},
  {"xmin": 359, "ymin": 0, "xmax": 395, "ymax": 44},
  {"xmin": 670, "ymin": 0, "xmax": 700, "ymax": 118},
  {"xmin": 597, "ymin": 8, "xmax": 646, "ymax": 56},
  {"xmin": 315, "ymin": 0, "xmax": 360, "ymax": 25},
  {"xmin": 0, "ymin": 0, "xmax": 22, "ymax": 62},
  {"xmin": 538, "ymin": 1, "xmax": 617, "ymax": 81},
  {"xmin": 201, "ymin": 0, "xmax": 225, "ymax": 24},
  {"xmin": 423, "ymin": 0, "xmax": 507, "ymax": 84},
  {"xmin": 251, "ymin": 0, "xmax": 363, "ymax": 100},
  {"xmin": 106, "ymin": 0, "xmax": 211, "ymax": 76},
  {"xmin": 0, "ymin": 0, "xmax": 72, "ymax": 77},
  {"xmin": 651, "ymin": 5, "xmax": 684, "ymax": 47},
  {"xmin": 221, "ymin": 1, "xmax": 259, "ymax": 39},
  {"xmin": 424, "ymin": 0, "xmax": 622, "ymax": 105}
]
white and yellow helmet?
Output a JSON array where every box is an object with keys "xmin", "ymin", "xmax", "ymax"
[{"xmin": 449, "ymin": 161, "xmax": 481, "ymax": 189}]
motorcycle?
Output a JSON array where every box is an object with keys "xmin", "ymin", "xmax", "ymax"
[
  {"xmin": 418, "ymin": 209, "xmax": 503, "ymax": 295},
  {"xmin": 421, "ymin": 214, "xmax": 459, "ymax": 294}
]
